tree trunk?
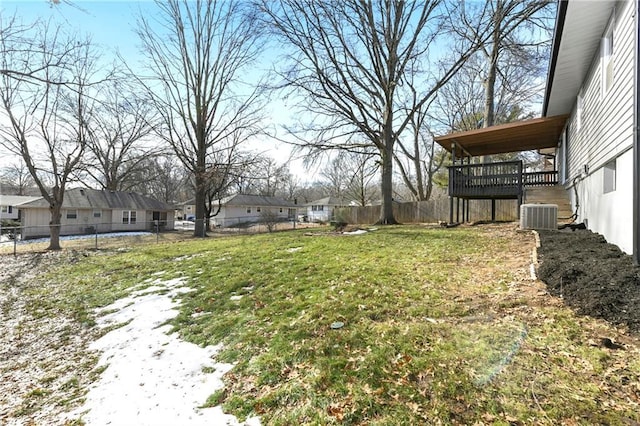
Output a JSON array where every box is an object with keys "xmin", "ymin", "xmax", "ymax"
[
  {"xmin": 483, "ymin": 2, "xmax": 502, "ymax": 130},
  {"xmin": 483, "ymin": 57, "xmax": 497, "ymax": 128},
  {"xmin": 47, "ymin": 204, "xmax": 62, "ymax": 250},
  {"xmin": 377, "ymin": 89, "xmax": 398, "ymax": 225},
  {"xmin": 194, "ymin": 177, "xmax": 207, "ymax": 237},
  {"xmin": 378, "ymin": 142, "xmax": 398, "ymax": 224},
  {"xmin": 193, "ymin": 151, "xmax": 207, "ymax": 237},
  {"xmin": 481, "ymin": 29, "xmax": 500, "ymax": 164}
]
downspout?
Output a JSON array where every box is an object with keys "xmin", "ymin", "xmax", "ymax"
[{"xmin": 634, "ymin": 0, "xmax": 640, "ymax": 266}]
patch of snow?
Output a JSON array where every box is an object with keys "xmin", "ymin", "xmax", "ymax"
[
  {"xmin": 286, "ymin": 247, "xmax": 303, "ymax": 253},
  {"xmin": 73, "ymin": 277, "xmax": 260, "ymax": 426},
  {"xmin": 174, "ymin": 254, "xmax": 205, "ymax": 262},
  {"xmin": 343, "ymin": 229, "xmax": 367, "ymax": 235},
  {"xmin": 229, "ymin": 295, "xmax": 243, "ymax": 301}
]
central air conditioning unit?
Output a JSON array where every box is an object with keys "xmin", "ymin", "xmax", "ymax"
[{"xmin": 520, "ymin": 204, "xmax": 558, "ymax": 230}]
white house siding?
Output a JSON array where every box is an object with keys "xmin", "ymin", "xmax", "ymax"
[
  {"xmin": 0, "ymin": 206, "xmax": 19, "ymax": 220},
  {"xmin": 20, "ymin": 208, "xmax": 50, "ymax": 239},
  {"xmin": 63, "ymin": 208, "xmax": 111, "ymax": 235},
  {"xmin": 306, "ymin": 206, "xmax": 331, "ymax": 222},
  {"xmin": 21, "ymin": 208, "xmax": 174, "ymax": 239},
  {"xmin": 561, "ymin": 0, "xmax": 634, "ymax": 253},
  {"xmin": 111, "ymin": 209, "xmax": 148, "ymax": 232},
  {"xmin": 212, "ymin": 205, "xmax": 292, "ymax": 227}
]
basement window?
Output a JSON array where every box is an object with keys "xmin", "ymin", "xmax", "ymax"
[{"xmin": 603, "ymin": 159, "xmax": 616, "ymax": 194}]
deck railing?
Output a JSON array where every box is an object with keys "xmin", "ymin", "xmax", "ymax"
[
  {"xmin": 448, "ymin": 161, "xmax": 558, "ymax": 199},
  {"xmin": 522, "ymin": 170, "xmax": 558, "ymax": 186}
]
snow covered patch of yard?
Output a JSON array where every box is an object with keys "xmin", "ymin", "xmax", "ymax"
[
  {"xmin": 73, "ymin": 277, "xmax": 260, "ymax": 426},
  {"xmin": 343, "ymin": 229, "xmax": 367, "ymax": 235}
]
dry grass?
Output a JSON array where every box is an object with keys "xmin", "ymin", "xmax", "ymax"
[{"xmin": 2, "ymin": 224, "xmax": 639, "ymax": 425}]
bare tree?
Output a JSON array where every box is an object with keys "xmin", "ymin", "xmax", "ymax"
[
  {"xmin": 83, "ymin": 79, "xmax": 163, "ymax": 191},
  {"xmin": 431, "ymin": 55, "xmax": 486, "ymax": 132},
  {"xmin": 394, "ymin": 67, "xmax": 447, "ymax": 201},
  {"xmin": 135, "ymin": 0, "xmax": 266, "ymax": 237},
  {"xmin": 201, "ymin": 143, "xmax": 258, "ymax": 230},
  {"xmin": 342, "ymin": 152, "xmax": 380, "ymax": 207},
  {"xmin": 260, "ymin": 0, "xmax": 485, "ymax": 224},
  {"xmin": 0, "ymin": 160, "xmax": 37, "ymax": 195},
  {"xmin": 319, "ymin": 157, "xmax": 348, "ymax": 199},
  {"xmin": 259, "ymin": 208, "xmax": 280, "ymax": 232},
  {"xmin": 132, "ymin": 154, "xmax": 190, "ymax": 204},
  {"xmin": 279, "ymin": 171, "xmax": 302, "ymax": 201},
  {"xmin": 451, "ymin": 0, "xmax": 553, "ymax": 128},
  {"xmin": 0, "ymin": 20, "xmax": 101, "ymax": 250},
  {"xmin": 319, "ymin": 152, "xmax": 379, "ymax": 206},
  {"xmin": 253, "ymin": 157, "xmax": 290, "ymax": 197}
]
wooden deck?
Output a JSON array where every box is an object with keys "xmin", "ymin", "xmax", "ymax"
[
  {"xmin": 448, "ymin": 161, "xmax": 558, "ymax": 199},
  {"xmin": 447, "ymin": 160, "xmax": 560, "ymax": 223}
]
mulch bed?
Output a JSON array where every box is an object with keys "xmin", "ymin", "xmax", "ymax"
[{"xmin": 537, "ymin": 228, "xmax": 640, "ymax": 334}]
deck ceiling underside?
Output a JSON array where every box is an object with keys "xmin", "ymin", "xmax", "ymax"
[{"xmin": 433, "ymin": 115, "xmax": 569, "ymax": 158}]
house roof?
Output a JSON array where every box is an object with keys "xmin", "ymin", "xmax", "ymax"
[
  {"xmin": 306, "ymin": 196, "xmax": 350, "ymax": 207},
  {"xmin": 19, "ymin": 188, "xmax": 173, "ymax": 211},
  {"xmin": 543, "ymin": 1, "xmax": 616, "ymax": 116},
  {"xmin": 434, "ymin": 1, "xmax": 616, "ymax": 158},
  {"xmin": 0, "ymin": 195, "xmax": 41, "ymax": 206},
  {"xmin": 219, "ymin": 194, "xmax": 298, "ymax": 208},
  {"xmin": 433, "ymin": 115, "xmax": 569, "ymax": 158}
]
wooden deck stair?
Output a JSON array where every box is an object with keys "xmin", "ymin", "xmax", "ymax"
[{"xmin": 524, "ymin": 185, "xmax": 574, "ymax": 221}]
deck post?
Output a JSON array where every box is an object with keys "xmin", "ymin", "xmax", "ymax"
[
  {"xmin": 449, "ymin": 143, "xmax": 456, "ymax": 224},
  {"xmin": 465, "ymin": 155, "xmax": 471, "ymax": 222},
  {"xmin": 517, "ymin": 161, "xmax": 524, "ymax": 218}
]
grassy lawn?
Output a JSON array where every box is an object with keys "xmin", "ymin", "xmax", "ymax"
[{"xmin": 29, "ymin": 225, "xmax": 640, "ymax": 425}]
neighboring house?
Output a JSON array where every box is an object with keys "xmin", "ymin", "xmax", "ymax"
[
  {"xmin": 210, "ymin": 194, "xmax": 298, "ymax": 228},
  {"xmin": 305, "ymin": 197, "xmax": 351, "ymax": 222},
  {"xmin": 178, "ymin": 199, "xmax": 196, "ymax": 221},
  {"xmin": 0, "ymin": 195, "xmax": 40, "ymax": 221},
  {"xmin": 544, "ymin": 0, "xmax": 637, "ymax": 260},
  {"xmin": 18, "ymin": 188, "xmax": 175, "ymax": 239}
]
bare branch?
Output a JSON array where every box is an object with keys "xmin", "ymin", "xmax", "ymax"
[{"xmin": 133, "ymin": 0, "xmax": 267, "ymax": 236}]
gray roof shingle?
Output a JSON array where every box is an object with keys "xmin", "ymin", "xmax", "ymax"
[
  {"xmin": 219, "ymin": 194, "xmax": 298, "ymax": 208},
  {"xmin": 0, "ymin": 195, "xmax": 41, "ymax": 206},
  {"xmin": 18, "ymin": 188, "xmax": 174, "ymax": 211},
  {"xmin": 305, "ymin": 196, "xmax": 350, "ymax": 207}
]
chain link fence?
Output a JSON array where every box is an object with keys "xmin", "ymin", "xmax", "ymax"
[{"xmin": 0, "ymin": 219, "xmax": 319, "ymax": 256}]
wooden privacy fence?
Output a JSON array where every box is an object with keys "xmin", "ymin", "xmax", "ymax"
[{"xmin": 335, "ymin": 198, "xmax": 519, "ymax": 225}]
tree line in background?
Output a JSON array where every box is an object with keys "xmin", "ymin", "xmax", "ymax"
[{"xmin": 0, "ymin": 0, "xmax": 554, "ymax": 248}]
